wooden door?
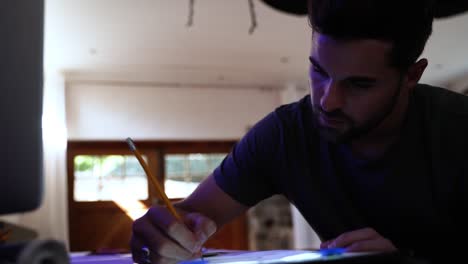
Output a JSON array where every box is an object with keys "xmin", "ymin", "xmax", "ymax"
[
  {"xmin": 67, "ymin": 141, "xmax": 248, "ymax": 252},
  {"xmin": 67, "ymin": 144, "xmax": 159, "ymax": 252}
]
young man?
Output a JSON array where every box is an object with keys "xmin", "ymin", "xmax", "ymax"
[{"xmin": 131, "ymin": 0, "xmax": 468, "ymax": 263}]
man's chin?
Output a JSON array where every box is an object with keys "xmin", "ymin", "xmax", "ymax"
[{"xmin": 317, "ymin": 127, "xmax": 352, "ymax": 144}]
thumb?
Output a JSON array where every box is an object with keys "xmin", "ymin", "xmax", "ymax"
[
  {"xmin": 184, "ymin": 212, "xmax": 217, "ymax": 243},
  {"xmin": 320, "ymin": 239, "xmax": 333, "ymax": 249}
]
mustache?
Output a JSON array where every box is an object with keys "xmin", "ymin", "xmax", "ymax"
[{"xmin": 314, "ymin": 106, "xmax": 349, "ymax": 120}]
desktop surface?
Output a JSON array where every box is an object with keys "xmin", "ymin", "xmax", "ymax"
[{"xmin": 69, "ymin": 249, "xmax": 406, "ymax": 264}]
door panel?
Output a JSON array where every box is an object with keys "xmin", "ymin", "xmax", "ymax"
[
  {"xmin": 70, "ymin": 205, "xmax": 133, "ymax": 251},
  {"xmin": 67, "ymin": 141, "xmax": 248, "ymax": 252}
]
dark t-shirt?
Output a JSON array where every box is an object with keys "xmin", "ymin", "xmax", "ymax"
[{"xmin": 213, "ymin": 84, "xmax": 468, "ymax": 261}]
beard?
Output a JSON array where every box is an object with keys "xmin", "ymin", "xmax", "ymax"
[
  {"xmin": 311, "ymin": 81, "xmax": 403, "ymax": 144},
  {"xmin": 311, "ymin": 105, "xmax": 357, "ymax": 144}
]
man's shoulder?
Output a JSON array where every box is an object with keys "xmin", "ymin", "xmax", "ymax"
[
  {"xmin": 274, "ymin": 94, "xmax": 312, "ymax": 122},
  {"xmin": 414, "ymin": 83, "xmax": 468, "ymax": 118},
  {"xmin": 413, "ymin": 83, "xmax": 468, "ymax": 149},
  {"xmin": 270, "ymin": 94, "xmax": 316, "ymax": 144}
]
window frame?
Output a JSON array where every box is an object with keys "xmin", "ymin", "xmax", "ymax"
[{"xmin": 67, "ymin": 140, "xmax": 236, "ymax": 209}]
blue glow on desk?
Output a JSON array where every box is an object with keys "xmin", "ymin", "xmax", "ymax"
[{"xmin": 180, "ymin": 249, "xmax": 375, "ymax": 263}]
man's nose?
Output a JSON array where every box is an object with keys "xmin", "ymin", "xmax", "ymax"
[{"xmin": 320, "ymin": 81, "xmax": 344, "ymax": 112}]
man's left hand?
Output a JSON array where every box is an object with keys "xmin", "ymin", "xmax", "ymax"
[{"xmin": 320, "ymin": 227, "xmax": 397, "ymax": 252}]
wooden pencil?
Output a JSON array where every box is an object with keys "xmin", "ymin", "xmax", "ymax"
[{"xmin": 126, "ymin": 137, "xmax": 182, "ymax": 222}]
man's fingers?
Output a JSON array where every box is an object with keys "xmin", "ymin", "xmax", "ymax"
[
  {"xmin": 130, "ymin": 236, "xmax": 145, "ymax": 263},
  {"xmin": 132, "ymin": 217, "xmax": 193, "ymax": 260},
  {"xmin": 130, "ymin": 206, "xmax": 217, "ymax": 263},
  {"xmin": 148, "ymin": 250, "xmax": 203, "ymax": 264},
  {"xmin": 344, "ymin": 238, "xmax": 397, "ymax": 252},
  {"xmin": 185, "ymin": 212, "xmax": 217, "ymax": 242},
  {"xmin": 146, "ymin": 207, "xmax": 200, "ymax": 253},
  {"xmin": 324, "ymin": 228, "xmax": 397, "ymax": 254},
  {"xmin": 149, "ymin": 253, "xmax": 180, "ymax": 264},
  {"xmin": 320, "ymin": 240, "xmax": 333, "ymax": 249},
  {"xmin": 329, "ymin": 228, "xmax": 379, "ymax": 248}
]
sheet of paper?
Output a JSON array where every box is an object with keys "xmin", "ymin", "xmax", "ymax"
[
  {"xmin": 69, "ymin": 249, "xmax": 378, "ymax": 264},
  {"xmin": 180, "ymin": 249, "xmax": 377, "ymax": 264},
  {"xmin": 70, "ymin": 252, "xmax": 133, "ymax": 264}
]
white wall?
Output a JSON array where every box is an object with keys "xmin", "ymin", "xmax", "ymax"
[
  {"xmin": 0, "ymin": 71, "xmax": 69, "ymax": 248},
  {"xmin": 65, "ymin": 80, "xmax": 322, "ymax": 251},
  {"xmin": 66, "ymin": 82, "xmax": 280, "ymax": 140},
  {"xmin": 448, "ymin": 74, "xmax": 468, "ymax": 94},
  {"xmin": 278, "ymin": 83, "xmax": 322, "ymax": 250}
]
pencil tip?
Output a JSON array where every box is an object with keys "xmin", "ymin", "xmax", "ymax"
[{"xmin": 126, "ymin": 137, "xmax": 136, "ymax": 151}]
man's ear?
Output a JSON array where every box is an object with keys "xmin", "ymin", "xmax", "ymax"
[{"xmin": 405, "ymin": 58, "xmax": 428, "ymax": 89}]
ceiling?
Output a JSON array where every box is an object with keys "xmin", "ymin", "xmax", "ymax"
[{"xmin": 45, "ymin": 0, "xmax": 468, "ymax": 89}]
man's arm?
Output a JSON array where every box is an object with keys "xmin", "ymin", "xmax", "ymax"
[
  {"xmin": 175, "ymin": 173, "xmax": 249, "ymax": 228},
  {"xmin": 131, "ymin": 110, "xmax": 281, "ymax": 263},
  {"xmin": 130, "ymin": 173, "xmax": 248, "ymax": 263}
]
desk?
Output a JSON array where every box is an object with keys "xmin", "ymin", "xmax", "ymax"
[
  {"xmin": 70, "ymin": 252, "xmax": 133, "ymax": 264},
  {"xmin": 70, "ymin": 250, "xmax": 406, "ymax": 264}
]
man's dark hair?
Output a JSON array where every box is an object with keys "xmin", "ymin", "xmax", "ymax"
[{"xmin": 308, "ymin": 0, "xmax": 435, "ymax": 71}]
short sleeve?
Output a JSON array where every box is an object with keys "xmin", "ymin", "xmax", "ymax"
[{"xmin": 213, "ymin": 112, "xmax": 281, "ymax": 207}]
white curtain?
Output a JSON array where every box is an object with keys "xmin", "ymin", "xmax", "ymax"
[
  {"xmin": 0, "ymin": 0, "xmax": 69, "ymax": 245},
  {"xmin": 279, "ymin": 83, "xmax": 322, "ymax": 250},
  {"xmin": 290, "ymin": 205, "xmax": 321, "ymax": 249},
  {"xmin": 0, "ymin": 72, "xmax": 69, "ymax": 247},
  {"xmin": 13, "ymin": 0, "xmax": 71, "ymax": 247},
  {"xmin": 17, "ymin": 72, "xmax": 69, "ymax": 247}
]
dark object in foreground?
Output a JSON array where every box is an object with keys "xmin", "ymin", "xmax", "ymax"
[{"xmin": 261, "ymin": 0, "xmax": 468, "ymax": 18}]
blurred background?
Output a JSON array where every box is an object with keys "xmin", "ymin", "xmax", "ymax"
[{"xmin": 1, "ymin": 0, "xmax": 468, "ymax": 253}]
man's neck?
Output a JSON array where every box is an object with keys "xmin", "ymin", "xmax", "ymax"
[
  {"xmin": 349, "ymin": 93, "xmax": 410, "ymax": 160},
  {"xmin": 349, "ymin": 131, "xmax": 401, "ymax": 160}
]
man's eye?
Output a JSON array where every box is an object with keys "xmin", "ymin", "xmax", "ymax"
[
  {"xmin": 311, "ymin": 65, "xmax": 327, "ymax": 76},
  {"xmin": 349, "ymin": 81, "xmax": 373, "ymax": 89}
]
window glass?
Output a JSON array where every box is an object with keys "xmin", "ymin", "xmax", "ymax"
[
  {"xmin": 164, "ymin": 153, "xmax": 226, "ymax": 198},
  {"xmin": 73, "ymin": 155, "xmax": 148, "ymax": 201}
]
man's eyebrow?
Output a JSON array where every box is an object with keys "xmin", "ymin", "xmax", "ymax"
[
  {"xmin": 309, "ymin": 56, "xmax": 377, "ymax": 83},
  {"xmin": 308, "ymin": 56, "xmax": 326, "ymax": 73},
  {"xmin": 346, "ymin": 76, "xmax": 377, "ymax": 83}
]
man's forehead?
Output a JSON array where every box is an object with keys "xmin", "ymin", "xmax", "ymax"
[
  {"xmin": 311, "ymin": 32, "xmax": 393, "ymax": 51},
  {"xmin": 310, "ymin": 32, "xmax": 394, "ymax": 75}
]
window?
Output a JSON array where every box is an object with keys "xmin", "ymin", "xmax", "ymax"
[
  {"xmin": 164, "ymin": 153, "xmax": 227, "ymax": 198},
  {"xmin": 73, "ymin": 155, "xmax": 148, "ymax": 201},
  {"xmin": 68, "ymin": 140, "xmax": 235, "ymax": 203},
  {"xmin": 67, "ymin": 140, "xmax": 238, "ymax": 252}
]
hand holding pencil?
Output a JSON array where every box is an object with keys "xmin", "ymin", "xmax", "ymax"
[
  {"xmin": 126, "ymin": 138, "xmax": 182, "ymax": 221},
  {"xmin": 127, "ymin": 138, "xmax": 217, "ymax": 264}
]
